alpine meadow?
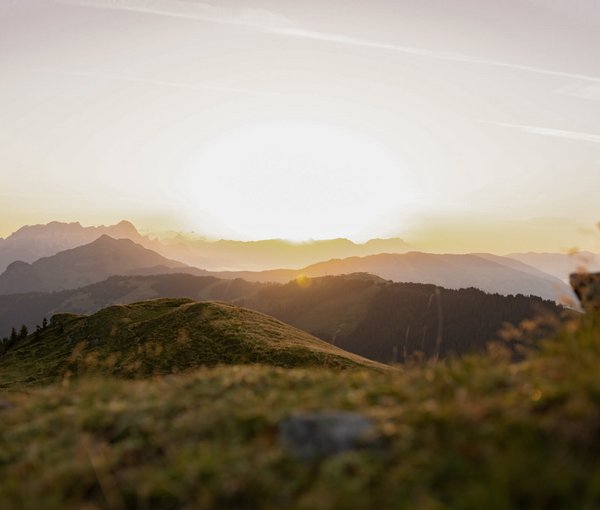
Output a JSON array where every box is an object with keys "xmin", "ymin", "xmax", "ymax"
[{"xmin": 1, "ymin": 1, "xmax": 600, "ymax": 509}]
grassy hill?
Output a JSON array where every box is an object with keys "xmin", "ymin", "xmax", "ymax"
[
  {"xmin": 0, "ymin": 311, "xmax": 598, "ymax": 509},
  {"xmin": 0, "ymin": 274, "xmax": 265, "ymax": 337},
  {"xmin": 0, "ymin": 298, "xmax": 383, "ymax": 387}
]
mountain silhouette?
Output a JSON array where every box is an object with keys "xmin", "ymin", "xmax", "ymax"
[
  {"xmin": 507, "ymin": 252, "xmax": 600, "ymax": 282},
  {"xmin": 0, "ymin": 235, "xmax": 192, "ymax": 294},
  {"xmin": 210, "ymin": 252, "xmax": 572, "ymax": 302},
  {"xmin": 0, "ymin": 220, "xmax": 412, "ymax": 272},
  {"xmin": 0, "ymin": 220, "xmax": 161, "ymax": 273},
  {"xmin": 158, "ymin": 236, "xmax": 412, "ymax": 270}
]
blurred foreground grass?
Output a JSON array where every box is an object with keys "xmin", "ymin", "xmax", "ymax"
[{"xmin": 1, "ymin": 313, "xmax": 600, "ymax": 509}]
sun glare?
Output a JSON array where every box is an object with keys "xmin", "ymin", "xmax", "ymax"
[{"xmin": 177, "ymin": 122, "xmax": 419, "ymax": 240}]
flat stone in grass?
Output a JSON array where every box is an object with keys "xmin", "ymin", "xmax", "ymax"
[
  {"xmin": 0, "ymin": 400, "xmax": 15, "ymax": 411},
  {"xmin": 279, "ymin": 411, "xmax": 377, "ymax": 460}
]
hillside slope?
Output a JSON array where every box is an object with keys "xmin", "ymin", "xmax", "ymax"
[
  {"xmin": 0, "ymin": 235, "xmax": 195, "ymax": 295},
  {"xmin": 238, "ymin": 274, "xmax": 564, "ymax": 362},
  {"xmin": 0, "ymin": 298, "xmax": 383, "ymax": 387}
]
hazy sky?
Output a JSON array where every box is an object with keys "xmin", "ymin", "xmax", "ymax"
[{"xmin": 1, "ymin": 0, "xmax": 599, "ymax": 252}]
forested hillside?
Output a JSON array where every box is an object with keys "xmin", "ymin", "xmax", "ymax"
[{"xmin": 238, "ymin": 274, "xmax": 565, "ymax": 362}]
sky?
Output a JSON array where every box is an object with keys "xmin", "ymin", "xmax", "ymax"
[{"xmin": 1, "ymin": 0, "xmax": 599, "ymax": 252}]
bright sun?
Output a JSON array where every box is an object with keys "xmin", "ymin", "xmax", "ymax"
[{"xmin": 177, "ymin": 122, "xmax": 419, "ymax": 240}]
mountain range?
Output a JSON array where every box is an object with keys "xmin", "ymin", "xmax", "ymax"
[
  {"xmin": 0, "ymin": 218, "xmax": 584, "ymax": 365},
  {"xmin": 0, "ymin": 220, "xmax": 411, "ymax": 272},
  {"xmin": 213, "ymin": 252, "xmax": 573, "ymax": 303},
  {"xmin": 158, "ymin": 235, "xmax": 412, "ymax": 270},
  {"xmin": 0, "ymin": 221, "xmax": 593, "ymax": 301},
  {"xmin": 0, "ymin": 231, "xmax": 574, "ymax": 303}
]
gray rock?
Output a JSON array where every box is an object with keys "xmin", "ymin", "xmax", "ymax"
[
  {"xmin": 279, "ymin": 411, "xmax": 377, "ymax": 460},
  {"xmin": 570, "ymin": 272, "xmax": 600, "ymax": 312},
  {"xmin": 0, "ymin": 400, "xmax": 15, "ymax": 411}
]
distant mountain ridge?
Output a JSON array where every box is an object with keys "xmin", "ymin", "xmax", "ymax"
[
  {"xmin": 507, "ymin": 252, "xmax": 600, "ymax": 282},
  {"xmin": 159, "ymin": 236, "xmax": 412, "ymax": 270},
  {"xmin": 0, "ymin": 220, "xmax": 587, "ymax": 305},
  {"xmin": 0, "ymin": 233, "xmax": 574, "ymax": 302},
  {"xmin": 0, "ymin": 235, "xmax": 192, "ymax": 294},
  {"xmin": 0, "ymin": 220, "xmax": 411, "ymax": 272},
  {"xmin": 210, "ymin": 252, "xmax": 573, "ymax": 302},
  {"xmin": 0, "ymin": 220, "xmax": 164, "ymax": 272}
]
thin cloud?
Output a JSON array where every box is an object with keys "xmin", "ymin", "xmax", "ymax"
[
  {"xmin": 272, "ymin": 27, "xmax": 600, "ymax": 84},
  {"xmin": 57, "ymin": 0, "xmax": 295, "ymax": 31},
  {"xmin": 557, "ymin": 82, "xmax": 600, "ymax": 101},
  {"xmin": 480, "ymin": 121, "xmax": 600, "ymax": 144},
  {"xmin": 37, "ymin": 68, "xmax": 271, "ymax": 95},
  {"xmin": 58, "ymin": 0, "xmax": 600, "ymax": 85}
]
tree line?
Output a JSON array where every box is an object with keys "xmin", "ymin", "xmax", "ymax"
[{"xmin": 0, "ymin": 317, "xmax": 48, "ymax": 356}]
